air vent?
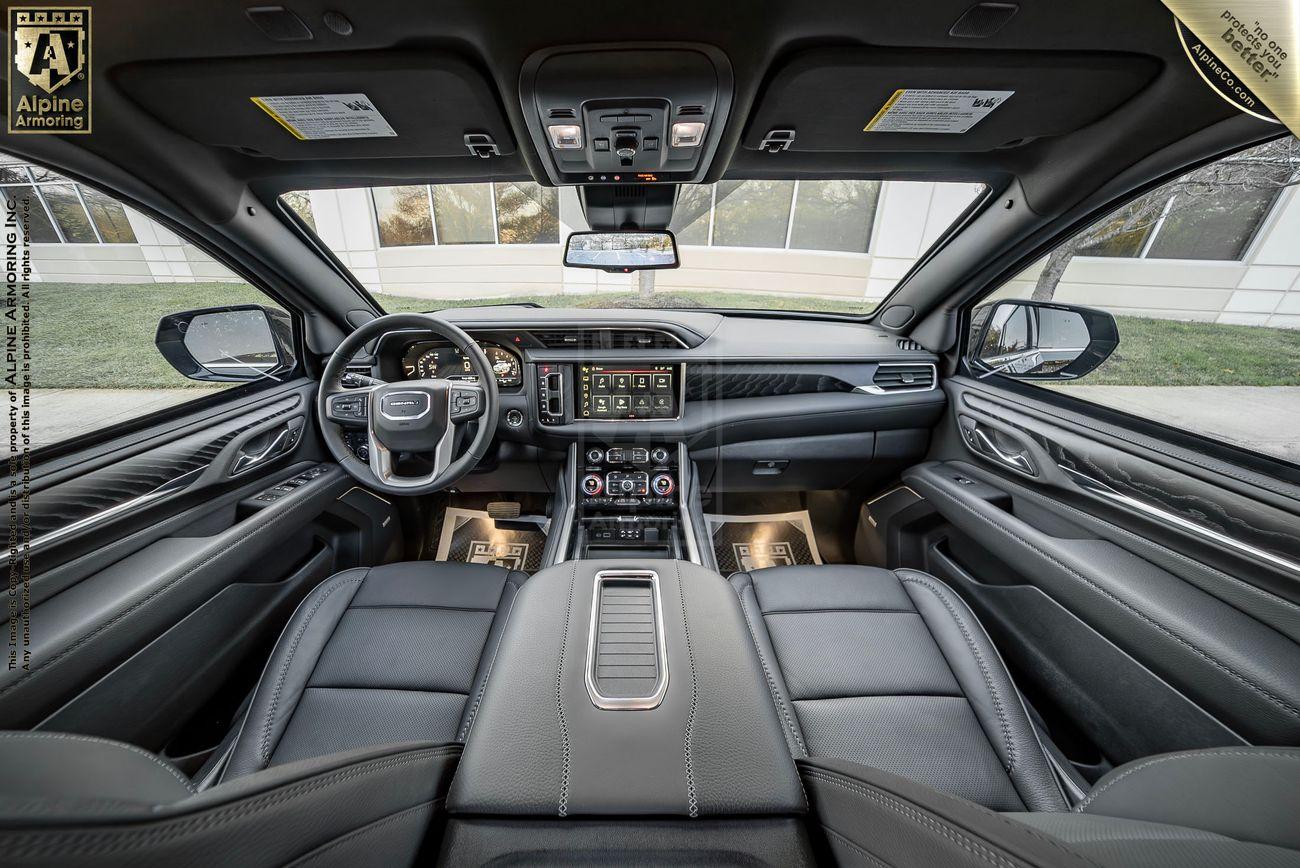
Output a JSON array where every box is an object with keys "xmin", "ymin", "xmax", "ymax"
[
  {"xmin": 896, "ymin": 338, "xmax": 924, "ymax": 352},
  {"xmin": 548, "ymin": 107, "xmax": 576, "ymax": 119},
  {"xmin": 532, "ymin": 330, "xmax": 603, "ymax": 350},
  {"xmin": 531, "ymin": 329, "xmax": 685, "ymax": 349},
  {"xmin": 606, "ymin": 329, "xmax": 683, "ymax": 349},
  {"xmin": 677, "ymin": 104, "xmax": 705, "ymax": 116},
  {"xmin": 867, "ymin": 363, "xmax": 936, "ymax": 393}
]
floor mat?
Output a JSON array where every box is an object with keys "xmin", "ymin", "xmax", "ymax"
[
  {"xmin": 705, "ymin": 510, "xmax": 824, "ymax": 574},
  {"xmin": 433, "ymin": 507, "xmax": 549, "ymax": 572}
]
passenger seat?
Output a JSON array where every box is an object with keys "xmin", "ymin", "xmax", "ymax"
[{"xmin": 731, "ymin": 564, "xmax": 1067, "ymax": 811}]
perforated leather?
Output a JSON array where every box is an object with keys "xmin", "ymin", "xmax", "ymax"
[
  {"xmin": 732, "ymin": 565, "xmax": 1066, "ymax": 811},
  {"xmin": 223, "ymin": 561, "xmax": 525, "ymax": 780}
]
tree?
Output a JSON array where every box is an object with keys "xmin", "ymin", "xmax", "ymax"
[{"xmin": 1032, "ymin": 136, "xmax": 1300, "ymax": 301}]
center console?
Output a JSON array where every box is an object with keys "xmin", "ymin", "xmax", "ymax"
[{"xmin": 572, "ymin": 442, "xmax": 697, "ymax": 561}]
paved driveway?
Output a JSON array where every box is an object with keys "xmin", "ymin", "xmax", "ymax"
[
  {"xmin": 1053, "ymin": 385, "xmax": 1300, "ymax": 464},
  {"xmin": 22, "ymin": 388, "xmax": 227, "ymax": 451}
]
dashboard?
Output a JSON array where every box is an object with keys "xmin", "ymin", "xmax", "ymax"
[{"xmin": 400, "ymin": 340, "xmax": 523, "ymax": 388}]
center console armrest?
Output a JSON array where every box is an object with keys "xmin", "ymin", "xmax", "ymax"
[{"xmin": 447, "ymin": 558, "xmax": 806, "ymax": 817}]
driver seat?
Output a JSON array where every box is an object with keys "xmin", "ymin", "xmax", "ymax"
[{"xmin": 220, "ymin": 561, "xmax": 525, "ymax": 781}]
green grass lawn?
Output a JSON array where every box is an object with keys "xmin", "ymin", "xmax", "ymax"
[
  {"xmin": 27, "ymin": 282, "xmax": 1300, "ymax": 389},
  {"xmin": 1060, "ymin": 315, "xmax": 1300, "ymax": 387}
]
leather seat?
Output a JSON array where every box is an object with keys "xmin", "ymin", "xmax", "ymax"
[
  {"xmin": 731, "ymin": 564, "xmax": 1066, "ymax": 811},
  {"xmin": 222, "ymin": 561, "xmax": 525, "ymax": 780}
]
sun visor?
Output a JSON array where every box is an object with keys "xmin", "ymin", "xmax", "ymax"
[
  {"xmin": 113, "ymin": 50, "xmax": 516, "ymax": 160},
  {"xmin": 743, "ymin": 48, "xmax": 1159, "ymax": 153}
]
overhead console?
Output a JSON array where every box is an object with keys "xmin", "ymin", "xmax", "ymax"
[{"xmin": 519, "ymin": 44, "xmax": 734, "ymax": 185}]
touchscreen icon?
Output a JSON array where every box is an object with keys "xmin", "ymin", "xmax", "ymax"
[
  {"xmin": 632, "ymin": 374, "xmax": 651, "ymax": 391},
  {"xmin": 592, "ymin": 394, "xmax": 611, "ymax": 415},
  {"xmin": 612, "ymin": 373, "xmax": 631, "ymax": 392},
  {"xmin": 652, "ymin": 373, "xmax": 672, "ymax": 392},
  {"xmin": 612, "ymin": 394, "xmax": 631, "ymax": 413}
]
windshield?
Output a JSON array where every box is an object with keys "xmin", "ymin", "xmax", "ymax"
[{"xmin": 282, "ymin": 179, "xmax": 985, "ymax": 316}]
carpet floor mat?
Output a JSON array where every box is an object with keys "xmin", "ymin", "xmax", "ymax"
[
  {"xmin": 705, "ymin": 509, "xmax": 824, "ymax": 574},
  {"xmin": 433, "ymin": 506, "xmax": 549, "ymax": 572}
]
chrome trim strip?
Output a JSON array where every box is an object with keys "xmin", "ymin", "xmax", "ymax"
[
  {"xmin": 854, "ymin": 362, "xmax": 938, "ymax": 395},
  {"xmin": 585, "ymin": 569, "xmax": 670, "ymax": 711},
  {"xmin": 677, "ymin": 441, "xmax": 701, "ymax": 564},
  {"xmin": 550, "ymin": 443, "xmax": 579, "ymax": 566},
  {"xmin": 1, "ymin": 464, "xmax": 207, "ymax": 566},
  {"xmin": 1061, "ymin": 465, "xmax": 1300, "ymax": 578}
]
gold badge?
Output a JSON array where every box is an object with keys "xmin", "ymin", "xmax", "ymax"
[{"xmin": 7, "ymin": 6, "xmax": 92, "ymax": 134}]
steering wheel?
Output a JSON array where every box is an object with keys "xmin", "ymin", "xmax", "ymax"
[{"xmin": 317, "ymin": 313, "xmax": 499, "ymax": 496}]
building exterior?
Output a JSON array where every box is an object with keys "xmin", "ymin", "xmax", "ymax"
[{"xmin": 5, "ymin": 149, "xmax": 1299, "ymax": 327}]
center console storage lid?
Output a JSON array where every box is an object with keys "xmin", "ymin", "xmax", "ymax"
[{"xmin": 447, "ymin": 558, "xmax": 806, "ymax": 817}]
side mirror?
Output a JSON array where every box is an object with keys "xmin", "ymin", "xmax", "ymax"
[
  {"xmin": 968, "ymin": 299, "xmax": 1118, "ymax": 381},
  {"xmin": 155, "ymin": 305, "xmax": 295, "ymax": 383},
  {"xmin": 563, "ymin": 230, "xmax": 680, "ymax": 273}
]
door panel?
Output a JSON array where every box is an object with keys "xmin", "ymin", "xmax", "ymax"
[
  {"xmin": 901, "ymin": 376, "xmax": 1300, "ymax": 766},
  {"xmin": 2, "ymin": 381, "xmax": 401, "ymax": 751}
]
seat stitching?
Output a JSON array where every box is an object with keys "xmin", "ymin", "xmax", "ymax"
[
  {"xmin": 802, "ymin": 763, "xmax": 1102, "ymax": 867},
  {"xmin": 821, "ymin": 825, "xmax": 896, "ymax": 868},
  {"xmin": 0, "ymin": 732, "xmax": 194, "ymax": 793},
  {"xmin": 925, "ymin": 484, "xmax": 1300, "ymax": 720},
  {"xmin": 898, "ymin": 573, "xmax": 1017, "ymax": 775},
  {"xmin": 676, "ymin": 560, "xmax": 700, "ymax": 818},
  {"xmin": 0, "ymin": 494, "xmax": 329, "ymax": 700},
  {"xmin": 802, "ymin": 771, "xmax": 1020, "ymax": 868},
  {"xmin": 736, "ymin": 579, "xmax": 808, "ymax": 757},
  {"xmin": 556, "ymin": 560, "xmax": 577, "ymax": 817},
  {"xmin": 285, "ymin": 799, "xmax": 441, "ymax": 866},
  {"xmin": 1076, "ymin": 749, "xmax": 1300, "ymax": 811},
  {"xmin": 260, "ymin": 573, "xmax": 367, "ymax": 763},
  {"xmin": 2, "ymin": 748, "xmax": 459, "ymax": 853},
  {"xmin": 457, "ymin": 587, "xmax": 519, "ymax": 741}
]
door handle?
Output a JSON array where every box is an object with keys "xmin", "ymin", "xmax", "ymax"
[
  {"xmin": 231, "ymin": 419, "xmax": 304, "ymax": 475},
  {"xmin": 959, "ymin": 416, "xmax": 1037, "ymax": 476}
]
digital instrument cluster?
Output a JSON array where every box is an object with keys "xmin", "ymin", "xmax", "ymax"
[
  {"xmin": 400, "ymin": 341, "xmax": 522, "ymax": 387},
  {"xmin": 578, "ymin": 364, "xmax": 680, "ymax": 420}
]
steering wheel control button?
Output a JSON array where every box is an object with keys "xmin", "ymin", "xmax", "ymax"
[
  {"xmin": 582, "ymin": 473, "xmax": 604, "ymax": 496},
  {"xmin": 450, "ymin": 387, "xmax": 484, "ymax": 421},
  {"xmin": 327, "ymin": 393, "xmax": 368, "ymax": 421}
]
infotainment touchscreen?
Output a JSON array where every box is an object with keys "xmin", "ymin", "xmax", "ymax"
[{"xmin": 578, "ymin": 364, "xmax": 680, "ymax": 420}]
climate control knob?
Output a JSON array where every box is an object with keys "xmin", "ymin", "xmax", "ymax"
[
  {"xmin": 619, "ymin": 478, "xmax": 636, "ymax": 493},
  {"xmin": 650, "ymin": 446, "xmax": 671, "ymax": 464},
  {"xmin": 651, "ymin": 473, "xmax": 675, "ymax": 496},
  {"xmin": 581, "ymin": 474, "xmax": 604, "ymax": 496},
  {"xmin": 585, "ymin": 448, "xmax": 605, "ymax": 465}
]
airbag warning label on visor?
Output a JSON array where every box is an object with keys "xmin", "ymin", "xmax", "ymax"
[
  {"xmin": 863, "ymin": 89, "xmax": 1014, "ymax": 134},
  {"xmin": 250, "ymin": 93, "xmax": 396, "ymax": 140}
]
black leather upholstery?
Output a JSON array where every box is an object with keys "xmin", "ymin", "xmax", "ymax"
[
  {"xmin": 224, "ymin": 561, "xmax": 525, "ymax": 780},
  {"xmin": 731, "ymin": 564, "xmax": 1066, "ymax": 811},
  {"xmin": 0, "ymin": 732, "xmax": 459, "ymax": 868},
  {"xmin": 1070, "ymin": 747, "xmax": 1300, "ymax": 851}
]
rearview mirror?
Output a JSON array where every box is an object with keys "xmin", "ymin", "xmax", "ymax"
[
  {"xmin": 563, "ymin": 230, "xmax": 680, "ymax": 273},
  {"xmin": 156, "ymin": 305, "xmax": 295, "ymax": 383},
  {"xmin": 968, "ymin": 299, "xmax": 1118, "ymax": 381}
]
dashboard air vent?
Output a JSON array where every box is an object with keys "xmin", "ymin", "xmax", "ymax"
[
  {"xmin": 605, "ymin": 329, "xmax": 683, "ymax": 349},
  {"xmin": 531, "ymin": 329, "xmax": 684, "ymax": 350},
  {"xmin": 532, "ymin": 330, "xmax": 602, "ymax": 350},
  {"xmin": 871, "ymin": 363, "xmax": 935, "ymax": 392},
  {"xmin": 896, "ymin": 338, "xmax": 924, "ymax": 352}
]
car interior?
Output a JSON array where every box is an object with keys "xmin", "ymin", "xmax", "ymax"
[{"xmin": 2, "ymin": 1, "xmax": 1300, "ymax": 866}]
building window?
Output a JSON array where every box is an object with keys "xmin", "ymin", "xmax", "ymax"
[
  {"xmin": 372, "ymin": 185, "xmax": 434, "ymax": 247},
  {"xmin": 0, "ymin": 160, "xmax": 138, "ymax": 244},
  {"xmin": 711, "ymin": 180, "xmax": 796, "ymax": 248},
  {"xmin": 280, "ymin": 190, "xmax": 316, "ymax": 231},
  {"xmin": 789, "ymin": 180, "xmax": 881, "ymax": 253},
  {"xmin": 495, "ymin": 182, "xmax": 558, "ymax": 244},
  {"xmin": 1143, "ymin": 188, "xmax": 1278, "ymax": 260},
  {"xmin": 432, "ymin": 183, "xmax": 495, "ymax": 245}
]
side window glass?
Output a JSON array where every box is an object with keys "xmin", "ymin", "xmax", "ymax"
[
  {"xmin": 979, "ymin": 136, "xmax": 1300, "ymax": 464},
  {"xmin": 1, "ymin": 153, "xmax": 294, "ymax": 452}
]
